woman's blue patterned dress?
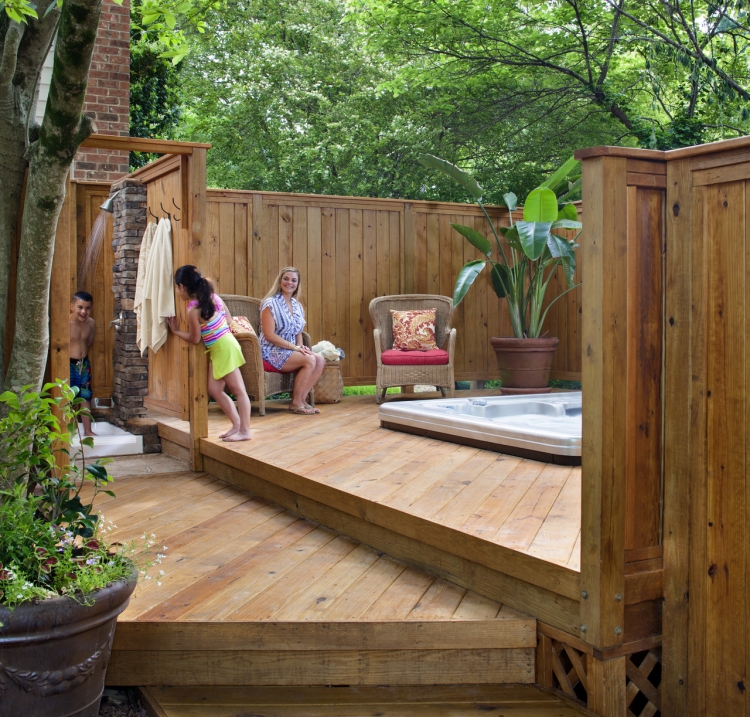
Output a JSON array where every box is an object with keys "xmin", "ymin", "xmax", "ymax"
[{"xmin": 259, "ymin": 294, "xmax": 306, "ymax": 370}]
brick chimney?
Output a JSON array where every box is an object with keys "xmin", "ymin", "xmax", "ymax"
[{"xmin": 72, "ymin": 0, "xmax": 131, "ymax": 182}]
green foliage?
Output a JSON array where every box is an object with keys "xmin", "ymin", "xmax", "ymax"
[
  {"xmin": 353, "ymin": 0, "xmax": 750, "ymax": 153},
  {"xmin": 130, "ymin": 1, "xmax": 184, "ymax": 169},
  {"xmin": 426, "ymin": 156, "xmax": 581, "ymax": 338},
  {"xmin": 0, "ymin": 382, "xmax": 163, "ymax": 609}
]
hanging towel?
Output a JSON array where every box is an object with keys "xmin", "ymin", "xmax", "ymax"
[
  {"xmin": 140, "ymin": 218, "xmax": 176, "ymax": 355},
  {"xmin": 134, "ymin": 221, "xmax": 157, "ymax": 354}
]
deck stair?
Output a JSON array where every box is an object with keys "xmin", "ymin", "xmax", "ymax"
[
  {"xmin": 138, "ymin": 685, "xmax": 592, "ymax": 716},
  {"xmin": 101, "ymin": 468, "xmax": 537, "ymax": 688}
]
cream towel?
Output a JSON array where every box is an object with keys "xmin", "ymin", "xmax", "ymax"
[
  {"xmin": 140, "ymin": 218, "xmax": 176, "ymax": 355},
  {"xmin": 134, "ymin": 221, "xmax": 157, "ymax": 354}
]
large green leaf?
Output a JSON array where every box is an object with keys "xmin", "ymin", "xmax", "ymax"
[
  {"xmin": 523, "ymin": 187, "xmax": 558, "ymax": 223},
  {"xmin": 489, "ymin": 262, "xmax": 512, "ymax": 298},
  {"xmin": 451, "ymin": 223, "xmax": 491, "ymax": 256},
  {"xmin": 550, "ymin": 218, "xmax": 582, "ymax": 230},
  {"xmin": 557, "ymin": 203, "xmax": 578, "ymax": 222},
  {"xmin": 418, "ymin": 154, "xmax": 484, "ymax": 200},
  {"xmin": 516, "ymin": 221, "xmax": 552, "ymax": 260},
  {"xmin": 548, "ymin": 234, "xmax": 577, "ymax": 286},
  {"xmin": 453, "ymin": 260, "xmax": 486, "ymax": 306},
  {"xmin": 539, "ymin": 157, "xmax": 580, "ymax": 192},
  {"xmin": 501, "ymin": 224, "xmax": 523, "ymax": 252}
]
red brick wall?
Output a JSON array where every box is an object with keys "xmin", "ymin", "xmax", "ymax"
[{"xmin": 73, "ymin": 0, "xmax": 130, "ymax": 182}]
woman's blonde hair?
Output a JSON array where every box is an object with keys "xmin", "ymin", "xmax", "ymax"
[{"xmin": 264, "ymin": 266, "xmax": 302, "ymax": 301}]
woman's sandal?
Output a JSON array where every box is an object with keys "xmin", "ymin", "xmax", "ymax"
[{"xmin": 289, "ymin": 405, "xmax": 319, "ymax": 415}]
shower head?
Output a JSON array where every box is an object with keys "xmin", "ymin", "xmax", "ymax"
[{"xmin": 99, "ymin": 189, "xmax": 122, "ymax": 213}]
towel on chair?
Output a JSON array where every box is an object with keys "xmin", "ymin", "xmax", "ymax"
[
  {"xmin": 140, "ymin": 218, "xmax": 175, "ymax": 355},
  {"xmin": 134, "ymin": 221, "xmax": 157, "ymax": 355}
]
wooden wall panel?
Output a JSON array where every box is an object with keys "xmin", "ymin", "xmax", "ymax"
[
  {"xmin": 75, "ymin": 183, "xmax": 116, "ymax": 400},
  {"xmin": 662, "ymin": 152, "xmax": 750, "ymax": 717},
  {"xmin": 205, "ymin": 191, "xmax": 584, "ymax": 385},
  {"xmin": 144, "ymin": 166, "xmax": 189, "ymax": 419}
]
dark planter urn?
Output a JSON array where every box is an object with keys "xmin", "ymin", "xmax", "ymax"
[
  {"xmin": 0, "ymin": 575, "xmax": 136, "ymax": 717},
  {"xmin": 490, "ymin": 336, "xmax": 560, "ymax": 394}
]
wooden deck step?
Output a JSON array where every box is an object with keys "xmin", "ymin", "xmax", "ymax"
[
  {"xmin": 139, "ymin": 685, "xmax": 592, "ymax": 717},
  {"xmin": 100, "ymin": 469, "xmax": 536, "ymax": 688}
]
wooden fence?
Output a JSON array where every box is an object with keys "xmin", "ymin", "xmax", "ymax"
[
  {"xmin": 202, "ymin": 190, "xmax": 583, "ymax": 387},
  {"xmin": 577, "ymin": 136, "xmax": 750, "ymax": 717}
]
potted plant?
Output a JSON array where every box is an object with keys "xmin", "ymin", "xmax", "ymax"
[
  {"xmin": 0, "ymin": 381, "xmax": 158, "ymax": 717},
  {"xmin": 419, "ymin": 154, "xmax": 582, "ymax": 393}
]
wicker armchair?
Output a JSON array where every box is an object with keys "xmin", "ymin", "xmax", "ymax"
[
  {"xmin": 369, "ymin": 294, "xmax": 456, "ymax": 404},
  {"xmin": 221, "ymin": 294, "xmax": 314, "ymax": 416}
]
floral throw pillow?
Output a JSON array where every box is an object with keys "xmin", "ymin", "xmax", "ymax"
[
  {"xmin": 390, "ymin": 309, "xmax": 438, "ymax": 350},
  {"xmin": 230, "ymin": 315, "xmax": 256, "ymax": 336}
]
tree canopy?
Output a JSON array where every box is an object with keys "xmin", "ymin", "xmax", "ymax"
[{"xmin": 147, "ymin": 0, "xmax": 750, "ymax": 202}]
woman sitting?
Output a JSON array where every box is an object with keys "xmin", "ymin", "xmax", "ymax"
[{"xmin": 260, "ymin": 266, "xmax": 325, "ymax": 414}]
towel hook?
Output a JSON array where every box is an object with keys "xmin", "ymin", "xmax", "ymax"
[
  {"xmin": 171, "ymin": 197, "xmax": 181, "ymax": 222},
  {"xmin": 160, "ymin": 201, "xmax": 171, "ymax": 221},
  {"xmin": 148, "ymin": 206, "xmax": 159, "ymax": 221}
]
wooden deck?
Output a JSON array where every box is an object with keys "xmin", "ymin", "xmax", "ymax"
[
  {"xmin": 100, "ymin": 463, "xmax": 536, "ymax": 687},
  {"xmin": 139, "ymin": 685, "xmax": 592, "ymax": 716},
  {"xmin": 153, "ymin": 393, "xmax": 584, "ymax": 635}
]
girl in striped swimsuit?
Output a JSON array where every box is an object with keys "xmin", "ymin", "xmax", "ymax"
[{"xmin": 168, "ymin": 265, "xmax": 251, "ymax": 441}]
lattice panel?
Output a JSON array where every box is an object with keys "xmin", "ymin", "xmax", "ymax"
[
  {"xmin": 549, "ymin": 637, "xmax": 588, "ymax": 705},
  {"xmin": 626, "ymin": 648, "xmax": 662, "ymax": 717}
]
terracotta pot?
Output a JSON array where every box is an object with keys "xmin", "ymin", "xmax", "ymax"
[
  {"xmin": 490, "ymin": 337, "xmax": 560, "ymax": 394},
  {"xmin": 0, "ymin": 574, "xmax": 136, "ymax": 717}
]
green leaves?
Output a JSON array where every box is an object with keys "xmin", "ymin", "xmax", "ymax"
[
  {"xmin": 547, "ymin": 234, "xmax": 577, "ymax": 286},
  {"xmin": 557, "ymin": 204, "xmax": 578, "ymax": 222},
  {"xmin": 515, "ymin": 220, "xmax": 552, "ymax": 260},
  {"xmin": 450, "ymin": 223, "xmax": 491, "ymax": 256},
  {"xmin": 418, "ymin": 154, "xmax": 484, "ymax": 200},
  {"xmin": 523, "ymin": 187, "xmax": 558, "ymax": 223},
  {"xmin": 503, "ymin": 192, "xmax": 518, "ymax": 211},
  {"xmin": 490, "ymin": 262, "xmax": 512, "ymax": 298},
  {"xmin": 539, "ymin": 157, "xmax": 580, "ymax": 193},
  {"xmin": 453, "ymin": 260, "xmax": 486, "ymax": 306}
]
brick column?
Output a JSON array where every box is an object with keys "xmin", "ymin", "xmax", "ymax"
[
  {"xmin": 73, "ymin": 0, "xmax": 131, "ymax": 182},
  {"xmin": 109, "ymin": 178, "xmax": 160, "ymax": 453}
]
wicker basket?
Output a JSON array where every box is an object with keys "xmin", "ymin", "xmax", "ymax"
[{"xmin": 314, "ymin": 360, "xmax": 344, "ymax": 403}]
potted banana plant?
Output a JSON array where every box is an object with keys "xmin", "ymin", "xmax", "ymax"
[{"xmin": 419, "ymin": 154, "xmax": 582, "ymax": 393}]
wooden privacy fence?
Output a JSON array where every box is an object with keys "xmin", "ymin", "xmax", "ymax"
[
  {"xmin": 201, "ymin": 190, "xmax": 583, "ymax": 387},
  {"xmin": 576, "ymin": 136, "xmax": 750, "ymax": 717}
]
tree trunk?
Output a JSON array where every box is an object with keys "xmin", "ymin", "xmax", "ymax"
[
  {"xmin": 4, "ymin": 0, "xmax": 102, "ymax": 393},
  {"xmin": 0, "ymin": 6, "xmax": 60, "ymax": 383}
]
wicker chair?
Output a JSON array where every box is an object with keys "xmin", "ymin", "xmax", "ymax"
[
  {"xmin": 220, "ymin": 294, "xmax": 314, "ymax": 416},
  {"xmin": 369, "ymin": 294, "xmax": 456, "ymax": 405}
]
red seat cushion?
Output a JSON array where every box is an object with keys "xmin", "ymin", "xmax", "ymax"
[
  {"xmin": 263, "ymin": 359, "xmax": 282, "ymax": 373},
  {"xmin": 381, "ymin": 349, "xmax": 449, "ymax": 366}
]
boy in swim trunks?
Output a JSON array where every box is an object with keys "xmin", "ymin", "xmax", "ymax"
[{"xmin": 70, "ymin": 291, "xmax": 96, "ymax": 436}]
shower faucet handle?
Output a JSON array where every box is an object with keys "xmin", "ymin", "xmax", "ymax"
[{"xmin": 109, "ymin": 311, "xmax": 124, "ymax": 332}]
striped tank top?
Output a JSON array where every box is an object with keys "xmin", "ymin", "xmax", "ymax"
[{"xmin": 188, "ymin": 295, "xmax": 231, "ymax": 347}]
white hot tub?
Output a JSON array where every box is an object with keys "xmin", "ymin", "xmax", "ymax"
[
  {"xmin": 379, "ymin": 392, "xmax": 581, "ymax": 464},
  {"xmin": 71, "ymin": 422, "xmax": 144, "ymax": 459}
]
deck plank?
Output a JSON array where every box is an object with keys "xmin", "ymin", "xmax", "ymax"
[{"xmin": 408, "ymin": 578, "xmax": 467, "ymax": 620}]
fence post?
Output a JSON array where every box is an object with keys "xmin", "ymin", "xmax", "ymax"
[
  {"xmin": 187, "ymin": 148, "xmax": 208, "ymax": 471},
  {"xmin": 579, "ymin": 154, "xmax": 628, "ymax": 655}
]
